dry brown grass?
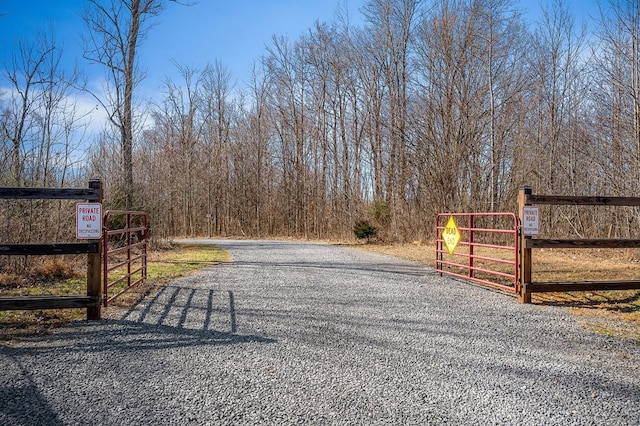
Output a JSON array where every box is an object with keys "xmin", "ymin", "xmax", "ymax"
[
  {"xmin": 0, "ymin": 258, "xmax": 82, "ymax": 291},
  {"xmin": 354, "ymin": 241, "xmax": 640, "ymax": 343}
]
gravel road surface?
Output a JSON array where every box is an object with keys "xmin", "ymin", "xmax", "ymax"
[{"xmin": 1, "ymin": 239, "xmax": 639, "ymax": 425}]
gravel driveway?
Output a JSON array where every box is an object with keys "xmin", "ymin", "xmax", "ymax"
[{"xmin": 1, "ymin": 239, "xmax": 639, "ymax": 425}]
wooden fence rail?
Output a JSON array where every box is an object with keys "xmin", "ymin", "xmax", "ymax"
[
  {"xmin": 518, "ymin": 186, "xmax": 640, "ymax": 303},
  {"xmin": 0, "ymin": 180, "xmax": 103, "ymax": 320}
]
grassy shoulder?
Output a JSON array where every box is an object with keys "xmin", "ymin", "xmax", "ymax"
[
  {"xmin": 0, "ymin": 243, "xmax": 229, "ymax": 341},
  {"xmin": 353, "ymin": 241, "xmax": 640, "ymax": 343}
]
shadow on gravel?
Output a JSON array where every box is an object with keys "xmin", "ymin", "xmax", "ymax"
[
  {"xmin": 126, "ymin": 285, "xmax": 240, "ymax": 331},
  {"xmin": 0, "ymin": 300, "xmax": 275, "ymax": 423},
  {"xmin": 0, "ymin": 321, "xmax": 275, "ymax": 358},
  {"xmin": 0, "ymin": 383, "xmax": 63, "ymax": 426},
  {"xmin": 0, "ymin": 353, "xmax": 65, "ymax": 426},
  {"xmin": 0, "ymin": 285, "xmax": 275, "ymax": 357}
]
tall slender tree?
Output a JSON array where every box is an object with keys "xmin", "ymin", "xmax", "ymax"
[
  {"xmin": 362, "ymin": 0, "xmax": 419, "ymax": 237},
  {"xmin": 82, "ymin": 0, "xmax": 169, "ymax": 209}
]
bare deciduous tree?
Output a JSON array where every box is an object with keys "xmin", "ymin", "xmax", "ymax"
[
  {"xmin": 89, "ymin": 0, "xmax": 640, "ymax": 242},
  {"xmin": 82, "ymin": 0, "xmax": 168, "ymax": 209},
  {"xmin": 1, "ymin": 37, "xmax": 53, "ymax": 185}
]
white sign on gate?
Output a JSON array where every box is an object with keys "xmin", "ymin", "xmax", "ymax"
[
  {"xmin": 522, "ymin": 206, "xmax": 539, "ymax": 236},
  {"xmin": 76, "ymin": 203, "xmax": 103, "ymax": 239}
]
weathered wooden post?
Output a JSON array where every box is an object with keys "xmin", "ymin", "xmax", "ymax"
[
  {"xmin": 518, "ymin": 186, "xmax": 532, "ymax": 303},
  {"xmin": 86, "ymin": 179, "xmax": 103, "ymax": 320}
]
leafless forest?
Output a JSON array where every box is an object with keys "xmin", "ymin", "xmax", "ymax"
[{"xmin": 3, "ymin": 0, "xmax": 640, "ymax": 247}]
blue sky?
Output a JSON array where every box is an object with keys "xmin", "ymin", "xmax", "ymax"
[
  {"xmin": 0, "ymin": 0, "xmax": 367, "ymax": 98},
  {"xmin": 0, "ymin": 0, "xmax": 601, "ymax": 100}
]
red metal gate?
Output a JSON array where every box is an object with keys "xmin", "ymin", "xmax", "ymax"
[
  {"xmin": 103, "ymin": 210, "xmax": 148, "ymax": 306},
  {"xmin": 435, "ymin": 212, "xmax": 519, "ymax": 293}
]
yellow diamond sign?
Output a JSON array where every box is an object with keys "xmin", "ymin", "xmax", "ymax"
[{"xmin": 441, "ymin": 216, "xmax": 460, "ymax": 255}]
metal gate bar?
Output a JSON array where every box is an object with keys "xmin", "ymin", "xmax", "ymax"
[
  {"xmin": 103, "ymin": 210, "xmax": 148, "ymax": 306},
  {"xmin": 436, "ymin": 212, "xmax": 519, "ymax": 293}
]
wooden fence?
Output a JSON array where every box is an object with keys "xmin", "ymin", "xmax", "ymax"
[
  {"xmin": 0, "ymin": 180, "xmax": 103, "ymax": 320},
  {"xmin": 518, "ymin": 186, "xmax": 640, "ymax": 303}
]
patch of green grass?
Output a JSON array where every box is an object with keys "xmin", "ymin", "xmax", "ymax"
[
  {"xmin": 0, "ymin": 243, "xmax": 230, "ymax": 341},
  {"xmin": 148, "ymin": 243, "xmax": 230, "ymax": 280},
  {"xmin": 105, "ymin": 243, "xmax": 230, "ymax": 307}
]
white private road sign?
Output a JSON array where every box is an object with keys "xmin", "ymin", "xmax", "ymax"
[
  {"xmin": 522, "ymin": 206, "xmax": 539, "ymax": 236},
  {"xmin": 76, "ymin": 203, "xmax": 103, "ymax": 239}
]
